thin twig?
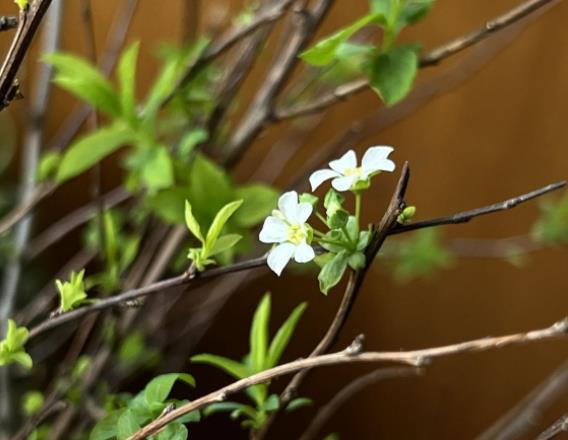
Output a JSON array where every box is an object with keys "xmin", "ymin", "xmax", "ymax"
[
  {"xmin": 25, "ymin": 179, "xmax": 564, "ymax": 342},
  {"xmin": 128, "ymin": 318, "xmax": 568, "ymax": 439},
  {"xmin": 391, "ymin": 181, "xmax": 566, "ymax": 235},
  {"xmin": 274, "ymin": 0, "xmax": 559, "ymax": 121},
  {"xmin": 538, "ymin": 414, "xmax": 568, "ymax": 440},
  {"xmin": 299, "ymin": 368, "xmax": 421, "ymax": 440},
  {"xmin": 477, "ymin": 360, "xmax": 568, "ymax": 440}
]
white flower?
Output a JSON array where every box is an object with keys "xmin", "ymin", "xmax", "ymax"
[
  {"xmin": 259, "ymin": 191, "xmax": 315, "ymax": 276},
  {"xmin": 309, "ymin": 146, "xmax": 395, "ymax": 192}
]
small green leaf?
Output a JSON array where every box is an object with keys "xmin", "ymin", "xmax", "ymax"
[
  {"xmin": 250, "ymin": 293, "xmax": 271, "ymax": 372},
  {"xmin": 55, "ymin": 269, "xmax": 88, "ymax": 312},
  {"xmin": 178, "ymin": 129, "xmax": 208, "ymax": 157},
  {"xmin": 262, "ymin": 394, "xmax": 280, "ymax": 412},
  {"xmin": 117, "ymin": 42, "xmax": 140, "ymax": 124},
  {"xmin": 0, "ymin": 319, "xmax": 32, "ymax": 369},
  {"xmin": 145, "ymin": 188, "xmax": 188, "ymax": 224},
  {"xmin": 286, "ymin": 397, "xmax": 313, "ymax": 412},
  {"xmin": 144, "ymin": 373, "xmax": 195, "ymax": 406},
  {"xmin": 208, "ymin": 234, "xmax": 242, "ymax": 257},
  {"xmin": 56, "ymin": 123, "xmax": 133, "ymax": 183},
  {"xmin": 44, "ymin": 52, "xmax": 120, "ymax": 117},
  {"xmin": 117, "ymin": 409, "xmax": 140, "ymax": 440},
  {"xmin": 266, "ymin": 302, "xmax": 307, "ymax": 368},
  {"xmin": 532, "ymin": 191, "xmax": 568, "ymax": 245},
  {"xmin": 299, "ymin": 193, "xmax": 319, "ymax": 207},
  {"xmin": 22, "ymin": 391, "xmax": 44, "ymax": 416},
  {"xmin": 348, "ymin": 252, "xmax": 366, "ymax": 270},
  {"xmin": 191, "ymin": 354, "xmax": 248, "ymax": 379},
  {"xmin": 300, "ymin": 13, "xmax": 382, "ymax": 66},
  {"xmin": 185, "ymin": 200, "xmax": 204, "ymax": 244},
  {"xmin": 90, "ymin": 410, "xmax": 122, "ymax": 440},
  {"xmin": 14, "ymin": 0, "xmax": 29, "ymax": 10},
  {"xmin": 368, "ymin": 45, "xmax": 418, "ymax": 106},
  {"xmin": 397, "ymin": 205, "xmax": 416, "ymax": 224},
  {"xmin": 37, "ymin": 151, "xmax": 61, "ymax": 181},
  {"xmin": 203, "ymin": 200, "xmax": 243, "ymax": 257},
  {"xmin": 399, "ymin": 0, "xmax": 434, "ymax": 27},
  {"xmin": 327, "ymin": 209, "xmax": 349, "ymax": 229},
  {"xmin": 318, "ymin": 251, "xmax": 349, "ymax": 295},
  {"xmin": 140, "ymin": 146, "xmax": 174, "ymax": 192},
  {"xmin": 154, "ymin": 423, "xmax": 188, "ymax": 440},
  {"xmin": 233, "ymin": 185, "xmax": 279, "ymax": 228},
  {"xmin": 203, "ymin": 402, "xmax": 248, "ymax": 417}
]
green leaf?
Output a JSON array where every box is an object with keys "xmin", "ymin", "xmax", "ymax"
[
  {"xmin": 532, "ymin": 191, "xmax": 568, "ymax": 245},
  {"xmin": 56, "ymin": 123, "xmax": 133, "ymax": 183},
  {"xmin": 233, "ymin": 184, "xmax": 279, "ymax": 228},
  {"xmin": 262, "ymin": 394, "xmax": 280, "ymax": 412},
  {"xmin": 140, "ymin": 146, "xmax": 174, "ymax": 192},
  {"xmin": 203, "ymin": 200, "xmax": 243, "ymax": 257},
  {"xmin": 178, "ymin": 129, "xmax": 208, "ymax": 157},
  {"xmin": 208, "ymin": 234, "xmax": 242, "ymax": 257},
  {"xmin": 37, "ymin": 151, "xmax": 61, "ymax": 181},
  {"xmin": 318, "ymin": 251, "xmax": 349, "ymax": 295},
  {"xmin": 0, "ymin": 319, "xmax": 32, "ymax": 369},
  {"xmin": 117, "ymin": 42, "xmax": 140, "ymax": 124},
  {"xmin": 393, "ymin": 229, "xmax": 453, "ymax": 281},
  {"xmin": 117, "ymin": 409, "xmax": 140, "ymax": 440},
  {"xmin": 299, "ymin": 193, "xmax": 319, "ymax": 207},
  {"xmin": 185, "ymin": 200, "xmax": 204, "ymax": 243},
  {"xmin": 191, "ymin": 354, "xmax": 248, "ymax": 380},
  {"xmin": 368, "ymin": 45, "xmax": 418, "ymax": 106},
  {"xmin": 55, "ymin": 269, "xmax": 88, "ymax": 312},
  {"xmin": 286, "ymin": 397, "xmax": 313, "ymax": 412},
  {"xmin": 146, "ymin": 188, "xmax": 188, "ymax": 224},
  {"xmin": 144, "ymin": 373, "xmax": 195, "ymax": 406},
  {"xmin": 203, "ymin": 402, "xmax": 248, "ymax": 417},
  {"xmin": 22, "ymin": 391, "xmax": 44, "ymax": 416},
  {"xmin": 188, "ymin": 154, "xmax": 233, "ymax": 221},
  {"xmin": 154, "ymin": 423, "xmax": 188, "ymax": 440},
  {"xmin": 348, "ymin": 252, "xmax": 366, "ymax": 270},
  {"xmin": 266, "ymin": 302, "xmax": 307, "ymax": 368},
  {"xmin": 90, "ymin": 410, "xmax": 122, "ymax": 440},
  {"xmin": 300, "ymin": 13, "xmax": 381, "ymax": 66},
  {"xmin": 399, "ymin": 0, "xmax": 434, "ymax": 27},
  {"xmin": 14, "ymin": 0, "xmax": 28, "ymax": 10},
  {"xmin": 250, "ymin": 293, "xmax": 271, "ymax": 372},
  {"xmin": 44, "ymin": 52, "xmax": 120, "ymax": 117}
]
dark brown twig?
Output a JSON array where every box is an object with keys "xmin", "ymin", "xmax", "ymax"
[{"xmin": 0, "ymin": 16, "xmax": 18, "ymax": 32}]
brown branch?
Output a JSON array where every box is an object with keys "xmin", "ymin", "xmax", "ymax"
[
  {"xmin": 0, "ymin": 183, "xmax": 55, "ymax": 236},
  {"xmin": 274, "ymin": 0, "xmax": 560, "ymax": 121},
  {"xmin": 477, "ymin": 359, "xmax": 568, "ymax": 440},
  {"xmin": 390, "ymin": 181, "xmax": 566, "ymax": 235},
  {"xmin": 224, "ymin": 0, "xmax": 334, "ymax": 167},
  {"xmin": 25, "ymin": 177, "xmax": 564, "ymax": 342},
  {"xmin": 538, "ymin": 414, "xmax": 568, "ymax": 440},
  {"xmin": 0, "ymin": 0, "xmax": 55, "ymax": 110},
  {"xmin": 128, "ymin": 318, "xmax": 568, "ymax": 439},
  {"xmin": 298, "ymin": 367, "xmax": 421, "ymax": 440}
]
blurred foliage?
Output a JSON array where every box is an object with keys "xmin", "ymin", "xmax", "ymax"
[{"xmin": 532, "ymin": 191, "xmax": 568, "ymax": 245}]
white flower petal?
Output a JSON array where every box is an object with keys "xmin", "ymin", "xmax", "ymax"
[
  {"xmin": 309, "ymin": 169, "xmax": 340, "ymax": 191},
  {"xmin": 296, "ymin": 202, "xmax": 313, "ymax": 224},
  {"xmin": 259, "ymin": 216, "xmax": 288, "ymax": 243},
  {"xmin": 278, "ymin": 191, "xmax": 299, "ymax": 223},
  {"xmin": 267, "ymin": 242, "xmax": 295, "ymax": 276},
  {"xmin": 331, "ymin": 175, "xmax": 357, "ymax": 192},
  {"xmin": 361, "ymin": 146, "xmax": 395, "ymax": 175},
  {"xmin": 329, "ymin": 150, "xmax": 357, "ymax": 173},
  {"xmin": 294, "ymin": 241, "xmax": 315, "ymax": 263}
]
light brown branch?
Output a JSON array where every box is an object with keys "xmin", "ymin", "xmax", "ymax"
[{"xmin": 128, "ymin": 318, "xmax": 568, "ymax": 439}]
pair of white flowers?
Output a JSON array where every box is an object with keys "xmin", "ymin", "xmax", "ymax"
[{"xmin": 259, "ymin": 146, "xmax": 395, "ymax": 275}]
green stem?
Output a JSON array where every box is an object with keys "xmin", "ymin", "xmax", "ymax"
[
  {"xmin": 355, "ymin": 192, "xmax": 361, "ymax": 224},
  {"xmin": 315, "ymin": 212, "xmax": 327, "ymax": 226}
]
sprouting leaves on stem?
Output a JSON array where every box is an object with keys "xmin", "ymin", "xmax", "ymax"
[
  {"xmin": 191, "ymin": 293, "xmax": 310, "ymax": 429},
  {"xmin": 0, "ymin": 319, "xmax": 32, "ymax": 369},
  {"xmin": 55, "ymin": 269, "xmax": 90, "ymax": 313}
]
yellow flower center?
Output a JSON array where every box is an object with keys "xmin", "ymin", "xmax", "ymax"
[
  {"xmin": 287, "ymin": 224, "xmax": 306, "ymax": 245},
  {"xmin": 344, "ymin": 167, "xmax": 363, "ymax": 177}
]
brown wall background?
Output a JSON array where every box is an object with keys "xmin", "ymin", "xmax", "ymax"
[{"xmin": 2, "ymin": 1, "xmax": 568, "ymax": 438}]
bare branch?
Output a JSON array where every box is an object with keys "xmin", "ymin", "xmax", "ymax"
[
  {"xmin": 538, "ymin": 414, "xmax": 568, "ymax": 440},
  {"xmin": 128, "ymin": 318, "xmax": 568, "ymax": 439},
  {"xmin": 391, "ymin": 181, "xmax": 566, "ymax": 235}
]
